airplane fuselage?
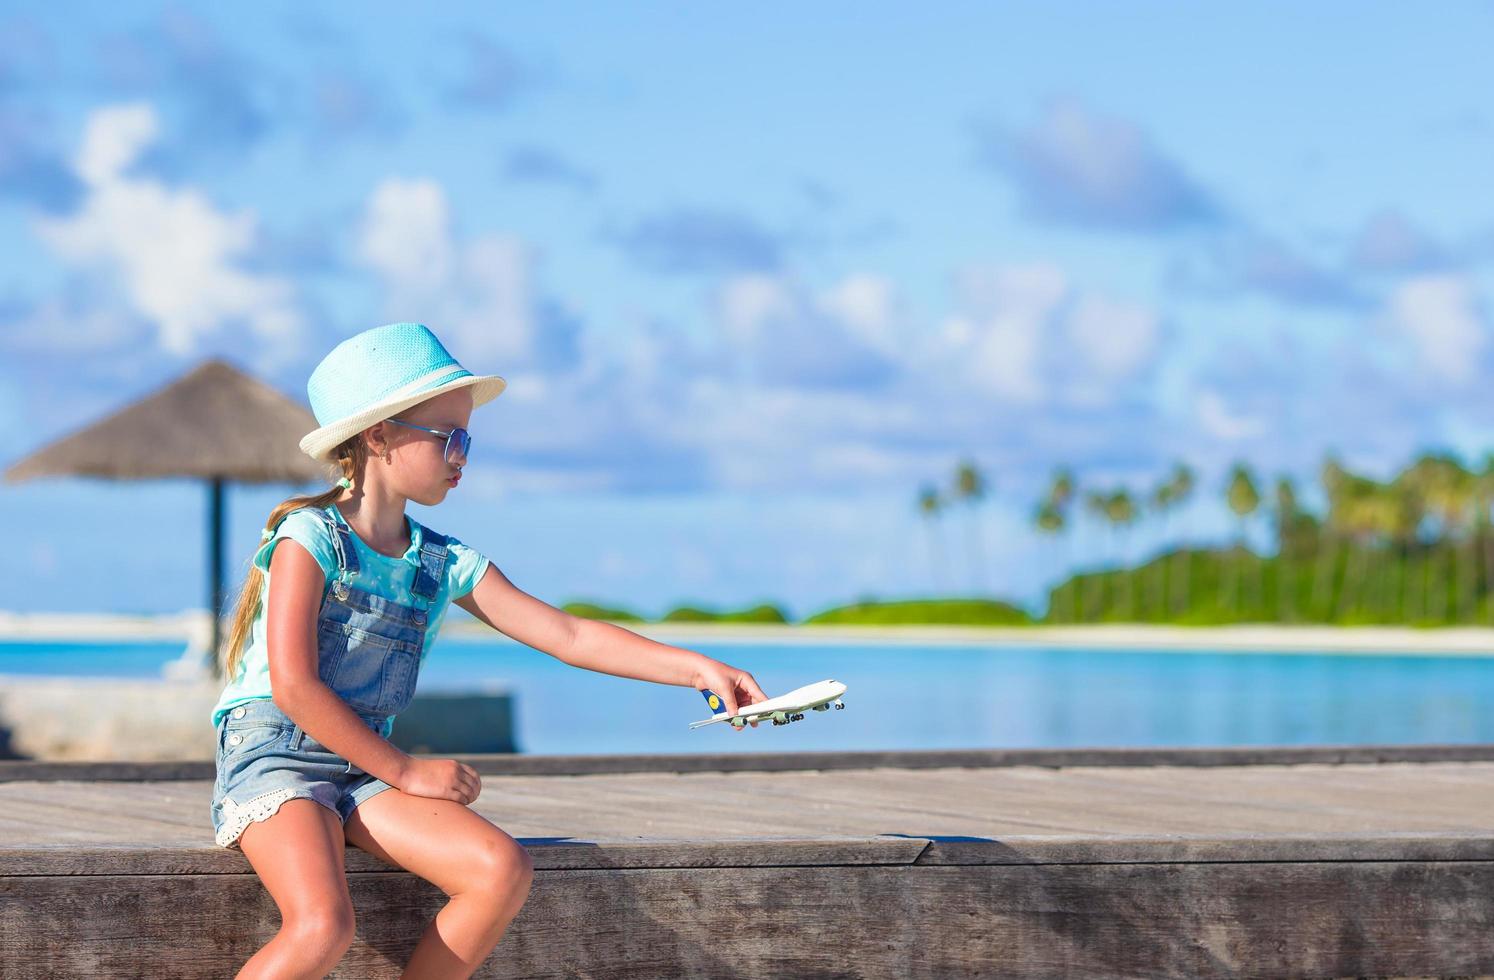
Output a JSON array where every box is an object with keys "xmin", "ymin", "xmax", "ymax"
[{"xmin": 690, "ymin": 679, "xmax": 848, "ymax": 730}]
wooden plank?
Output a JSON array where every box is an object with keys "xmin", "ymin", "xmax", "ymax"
[
  {"xmin": 915, "ymin": 831, "xmax": 1494, "ymax": 865},
  {"xmin": 13, "ymin": 828, "xmax": 1494, "ymax": 878},
  {"xmin": 9, "ymin": 761, "xmax": 1494, "ymax": 848},
  {"xmin": 11, "ymin": 742, "xmax": 1494, "ymax": 782},
  {"xmin": 0, "ymin": 837, "xmax": 931, "ymax": 876},
  {"xmin": 7, "ymin": 862, "xmax": 1494, "ymax": 978}
]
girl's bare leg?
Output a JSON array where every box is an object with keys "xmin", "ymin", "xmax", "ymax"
[
  {"xmin": 344, "ymin": 788, "xmax": 534, "ymax": 980},
  {"xmin": 234, "ymin": 798, "xmax": 357, "ymax": 979}
]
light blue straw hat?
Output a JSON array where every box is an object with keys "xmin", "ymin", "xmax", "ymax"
[{"xmin": 298, "ymin": 322, "xmax": 506, "ymax": 461}]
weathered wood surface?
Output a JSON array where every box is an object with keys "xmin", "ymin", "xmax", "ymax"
[
  {"xmin": 8, "ymin": 863, "xmax": 1494, "ymax": 978},
  {"xmin": 9, "ymin": 740, "xmax": 1494, "ymax": 781},
  {"xmin": 6, "ymin": 760, "xmax": 1494, "ymax": 857},
  {"xmin": 7, "ymin": 757, "xmax": 1494, "ymax": 977}
]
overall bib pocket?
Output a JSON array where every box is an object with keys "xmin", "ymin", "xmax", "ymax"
[{"xmin": 316, "ymin": 619, "xmax": 415, "ymax": 715}]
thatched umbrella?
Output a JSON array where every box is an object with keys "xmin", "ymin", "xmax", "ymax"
[{"xmin": 4, "ymin": 360, "xmax": 328, "ymax": 674}]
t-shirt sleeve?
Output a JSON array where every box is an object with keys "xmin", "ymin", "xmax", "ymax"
[
  {"xmin": 252, "ymin": 509, "xmax": 337, "ymax": 585},
  {"xmin": 444, "ymin": 534, "xmax": 491, "ymax": 600}
]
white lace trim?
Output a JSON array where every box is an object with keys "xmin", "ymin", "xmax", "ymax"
[{"xmin": 215, "ymin": 787, "xmax": 300, "ymax": 848}]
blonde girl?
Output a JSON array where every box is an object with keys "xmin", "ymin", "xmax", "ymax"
[{"xmin": 210, "ymin": 322, "xmax": 767, "ymax": 978}]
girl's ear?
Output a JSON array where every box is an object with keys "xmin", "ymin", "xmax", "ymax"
[{"xmin": 363, "ymin": 423, "xmax": 389, "ymax": 457}]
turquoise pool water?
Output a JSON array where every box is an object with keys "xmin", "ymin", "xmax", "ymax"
[{"xmin": 3, "ymin": 637, "xmax": 1490, "ymax": 754}]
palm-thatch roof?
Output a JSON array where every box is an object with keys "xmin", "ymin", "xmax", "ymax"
[
  {"xmin": 4, "ymin": 360, "xmax": 327, "ymax": 485},
  {"xmin": 4, "ymin": 359, "xmax": 332, "ymax": 677}
]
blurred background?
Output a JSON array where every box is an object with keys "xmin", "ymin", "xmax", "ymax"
[{"xmin": 3, "ymin": 2, "xmax": 1494, "ymax": 757}]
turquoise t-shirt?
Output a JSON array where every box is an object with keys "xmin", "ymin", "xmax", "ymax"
[{"xmin": 210, "ymin": 504, "xmax": 490, "ymax": 730}]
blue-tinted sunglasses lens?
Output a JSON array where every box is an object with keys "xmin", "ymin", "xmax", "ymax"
[{"xmin": 446, "ymin": 428, "xmax": 471, "ymax": 463}]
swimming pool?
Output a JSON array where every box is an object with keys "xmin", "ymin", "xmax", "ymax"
[{"xmin": 3, "ymin": 636, "xmax": 1490, "ymax": 754}]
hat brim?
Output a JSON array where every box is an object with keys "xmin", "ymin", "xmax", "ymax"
[{"xmin": 298, "ymin": 374, "xmax": 506, "ymax": 462}]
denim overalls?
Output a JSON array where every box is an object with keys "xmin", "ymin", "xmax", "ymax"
[{"xmin": 210, "ymin": 506, "xmax": 451, "ymax": 850}]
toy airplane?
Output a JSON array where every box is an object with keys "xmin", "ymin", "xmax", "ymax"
[{"xmin": 690, "ymin": 679, "xmax": 847, "ymax": 730}]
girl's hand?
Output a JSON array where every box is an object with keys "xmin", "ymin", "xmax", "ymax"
[
  {"xmin": 691, "ymin": 657, "xmax": 770, "ymax": 731},
  {"xmin": 397, "ymin": 757, "xmax": 482, "ymax": 804}
]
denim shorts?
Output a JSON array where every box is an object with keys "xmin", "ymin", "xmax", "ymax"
[{"xmin": 210, "ymin": 698, "xmax": 397, "ymax": 850}]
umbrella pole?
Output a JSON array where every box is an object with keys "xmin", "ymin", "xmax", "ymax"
[{"xmin": 210, "ymin": 477, "xmax": 224, "ymax": 678}]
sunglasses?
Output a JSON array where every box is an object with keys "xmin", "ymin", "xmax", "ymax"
[{"xmin": 386, "ymin": 418, "xmax": 471, "ymax": 465}]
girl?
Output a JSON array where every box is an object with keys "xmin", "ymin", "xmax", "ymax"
[{"xmin": 210, "ymin": 322, "xmax": 768, "ymax": 979}]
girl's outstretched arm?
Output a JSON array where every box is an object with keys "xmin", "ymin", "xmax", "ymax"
[{"xmin": 453, "ymin": 564, "xmax": 769, "ymax": 721}]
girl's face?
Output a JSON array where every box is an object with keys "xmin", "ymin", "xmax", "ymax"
[{"xmin": 365, "ymin": 387, "xmax": 474, "ymax": 506}]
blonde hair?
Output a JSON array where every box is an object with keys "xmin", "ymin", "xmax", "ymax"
[{"xmin": 220, "ymin": 435, "xmax": 369, "ymax": 679}]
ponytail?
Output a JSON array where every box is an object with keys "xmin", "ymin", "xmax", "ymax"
[{"xmin": 220, "ymin": 435, "xmax": 368, "ymax": 679}]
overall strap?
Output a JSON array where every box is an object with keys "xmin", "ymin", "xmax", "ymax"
[
  {"xmin": 409, "ymin": 521, "xmax": 450, "ymax": 604},
  {"xmin": 317, "ymin": 507, "xmax": 359, "ymax": 598}
]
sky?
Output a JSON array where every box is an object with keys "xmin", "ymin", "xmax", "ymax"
[{"xmin": 3, "ymin": 2, "xmax": 1494, "ymax": 619}]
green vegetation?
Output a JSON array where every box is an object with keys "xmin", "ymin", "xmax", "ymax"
[
  {"xmin": 560, "ymin": 601, "xmax": 646, "ymax": 622},
  {"xmin": 803, "ymin": 597, "xmax": 1032, "ymax": 626},
  {"xmin": 661, "ymin": 603, "xmax": 790, "ymax": 623},
  {"xmin": 561, "ymin": 450, "xmax": 1494, "ymax": 628},
  {"xmin": 1033, "ymin": 450, "xmax": 1494, "ymax": 625}
]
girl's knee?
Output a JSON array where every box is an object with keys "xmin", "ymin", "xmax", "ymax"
[
  {"xmin": 469, "ymin": 834, "xmax": 534, "ymax": 898},
  {"xmin": 283, "ymin": 902, "xmax": 357, "ymax": 959}
]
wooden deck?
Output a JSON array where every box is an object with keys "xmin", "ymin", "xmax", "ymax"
[{"xmin": 4, "ymin": 746, "xmax": 1494, "ymax": 977}]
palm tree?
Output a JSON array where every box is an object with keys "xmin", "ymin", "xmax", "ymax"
[
  {"xmin": 1477, "ymin": 454, "xmax": 1494, "ymax": 624},
  {"xmin": 1040, "ymin": 468, "xmax": 1076, "ymax": 621},
  {"xmin": 1034, "ymin": 500, "xmax": 1066, "ymax": 621},
  {"xmin": 952, "ymin": 459, "xmax": 988, "ymax": 596},
  {"xmin": 1167, "ymin": 463, "xmax": 1196, "ymax": 616},
  {"xmin": 1148, "ymin": 477, "xmax": 1176, "ymax": 621},
  {"xmin": 1273, "ymin": 476, "xmax": 1299, "ymax": 622},
  {"xmin": 917, "ymin": 484, "xmax": 947, "ymax": 596},
  {"xmin": 1332, "ymin": 469, "xmax": 1389, "ymax": 621},
  {"xmin": 1409, "ymin": 453, "xmax": 1476, "ymax": 623},
  {"xmin": 1084, "ymin": 489, "xmax": 1112, "ymax": 619},
  {"xmin": 1397, "ymin": 456, "xmax": 1438, "ymax": 621},
  {"xmin": 1312, "ymin": 457, "xmax": 1347, "ymax": 620},
  {"xmin": 1225, "ymin": 463, "xmax": 1261, "ymax": 617},
  {"xmin": 1106, "ymin": 489, "xmax": 1138, "ymax": 619},
  {"xmin": 1049, "ymin": 468, "xmax": 1075, "ymax": 512}
]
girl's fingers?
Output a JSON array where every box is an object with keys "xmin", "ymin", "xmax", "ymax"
[{"xmin": 739, "ymin": 672, "xmax": 767, "ymax": 702}]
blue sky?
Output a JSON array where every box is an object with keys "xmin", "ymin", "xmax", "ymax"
[{"xmin": 3, "ymin": 2, "xmax": 1494, "ymax": 618}]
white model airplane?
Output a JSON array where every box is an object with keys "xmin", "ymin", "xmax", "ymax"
[{"xmin": 690, "ymin": 679, "xmax": 847, "ymax": 730}]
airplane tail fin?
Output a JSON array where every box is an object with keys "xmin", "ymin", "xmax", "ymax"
[
  {"xmin": 689, "ymin": 689, "xmax": 733, "ymax": 730},
  {"xmin": 700, "ymin": 689, "xmax": 731, "ymax": 717}
]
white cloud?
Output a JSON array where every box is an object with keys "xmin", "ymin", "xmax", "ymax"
[
  {"xmin": 939, "ymin": 263, "xmax": 1063, "ymax": 403},
  {"xmin": 1065, "ymin": 293, "xmax": 1160, "ymax": 379},
  {"xmin": 717, "ymin": 274, "xmax": 793, "ymax": 344},
  {"xmin": 934, "ymin": 262, "xmax": 1160, "ymax": 406},
  {"xmin": 1386, "ymin": 274, "xmax": 1487, "ymax": 386},
  {"xmin": 33, "ymin": 102, "xmax": 303, "ymax": 358},
  {"xmin": 818, "ymin": 274, "xmax": 901, "ymax": 356},
  {"xmin": 1195, "ymin": 388, "xmax": 1267, "ymax": 441},
  {"xmin": 711, "ymin": 272, "xmax": 900, "ymax": 390},
  {"xmin": 978, "ymin": 97, "xmax": 1217, "ymax": 230},
  {"xmin": 357, "ymin": 177, "xmax": 454, "ymax": 289},
  {"xmin": 355, "ymin": 176, "xmax": 577, "ymax": 372},
  {"xmin": 76, "ymin": 104, "xmax": 157, "ymax": 186}
]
